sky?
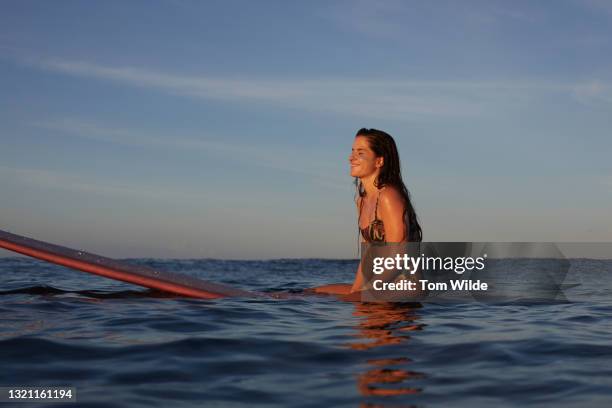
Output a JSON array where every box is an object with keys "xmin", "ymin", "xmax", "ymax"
[{"xmin": 1, "ymin": 0, "xmax": 611, "ymax": 259}]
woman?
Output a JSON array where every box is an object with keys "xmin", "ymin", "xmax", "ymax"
[{"xmin": 313, "ymin": 128, "xmax": 422, "ymax": 296}]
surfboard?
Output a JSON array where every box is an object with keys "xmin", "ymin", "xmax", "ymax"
[{"xmin": 0, "ymin": 229, "xmax": 259, "ymax": 299}]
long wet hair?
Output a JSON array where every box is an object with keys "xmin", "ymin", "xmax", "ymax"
[{"xmin": 355, "ymin": 128, "xmax": 423, "ymax": 242}]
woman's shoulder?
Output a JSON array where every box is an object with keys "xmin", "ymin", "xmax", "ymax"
[
  {"xmin": 377, "ymin": 186, "xmax": 406, "ymax": 216},
  {"xmin": 379, "ymin": 185, "xmax": 403, "ymax": 204}
]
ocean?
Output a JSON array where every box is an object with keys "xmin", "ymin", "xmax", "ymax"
[{"xmin": 1, "ymin": 257, "xmax": 611, "ymax": 407}]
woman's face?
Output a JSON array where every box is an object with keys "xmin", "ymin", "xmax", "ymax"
[{"xmin": 350, "ymin": 136, "xmax": 382, "ymax": 178}]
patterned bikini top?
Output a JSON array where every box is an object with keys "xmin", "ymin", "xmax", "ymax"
[{"xmin": 359, "ymin": 190, "xmax": 385, "ymax": 243}]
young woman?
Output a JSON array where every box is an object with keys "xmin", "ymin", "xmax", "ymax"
[{"xmin": 313, "ymin": 128, "xmax": 422, "ymax": 296}]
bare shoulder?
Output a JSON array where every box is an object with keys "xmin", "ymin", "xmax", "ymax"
[
  {"xmin": 377, "ymin": 186, "xmax": 406, "ymax": 219},
  {"xmin": 379, "ymin": 186, "xmax": 404, "ymax": 208},
  {"xmin": 378, "ymin": 186, "xmax": 407, "ymax": 241}
]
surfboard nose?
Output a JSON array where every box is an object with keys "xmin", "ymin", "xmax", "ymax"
[{"xmin": 0, "ymin": 229, "xmax": 260, "ymax": 299}]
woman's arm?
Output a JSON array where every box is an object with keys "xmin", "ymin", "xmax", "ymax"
[
  {"xmin": 350, "ymin": 260, "xmax": 364, "ymax": 293},
  {"xmin": 350, "ymin": 195, "xmax": 366, "ymax": 293},
  {"xmin": 378, "ymin": 188, "xmax": 407, "ymax": 242}
]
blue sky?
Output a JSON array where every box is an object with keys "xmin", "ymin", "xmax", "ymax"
[{"xmin": 1, "ymin": 0, "xmax": 611, "ymax": 258}]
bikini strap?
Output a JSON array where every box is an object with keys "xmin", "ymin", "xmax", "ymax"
[
  {"xmin": 374, "ymin": 189, "xmax": 381, "ymax": 220},
  {"xmin": 357, "ymin": 195, "xmax": 363, "ymax": 226}
]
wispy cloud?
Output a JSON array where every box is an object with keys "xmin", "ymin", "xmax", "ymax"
[
  {"xmin": 16, "ymin": 56, "xmax": 612, "ymax": 120},
  {"xmin": 0, "ymin": 165, "xmax": 197, "ymax": 201},
  {"xmin": 30, "ymin": 118, "xmax": 347, "ymax": 188},
  {"xmin": 25, "ymin": 57, "xmax": 490, "ymax": 119}
]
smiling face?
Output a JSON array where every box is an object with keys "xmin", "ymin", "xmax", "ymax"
[{"xmin": 349, "ymin": 136, "xmax": 383, "ymax": 178}]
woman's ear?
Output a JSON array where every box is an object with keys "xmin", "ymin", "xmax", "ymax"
[{"xmin": 376, "ymin": 157, "xmax": 384, "ymax": 168}]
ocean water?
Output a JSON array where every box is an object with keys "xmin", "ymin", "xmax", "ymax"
[{"xmin": 1, "ymin": 257, "xmax": 611, "ymax": 407}]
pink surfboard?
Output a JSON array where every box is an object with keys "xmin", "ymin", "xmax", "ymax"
[{"xmin": 0, "ymin": 229, "xmax": 259, "ymax": 299}]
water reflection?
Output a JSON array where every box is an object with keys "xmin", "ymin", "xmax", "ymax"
[{"xmin": 347, "ymin": 301, "xmax": 426, "ymax": 403}]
